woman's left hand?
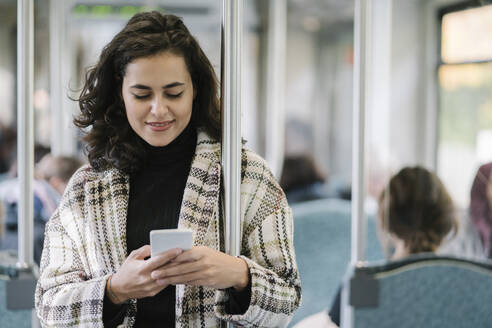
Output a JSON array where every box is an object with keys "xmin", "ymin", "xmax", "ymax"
[{"xmin": 150, "ymin": 246, "xmax": 249, "ymax": 291}]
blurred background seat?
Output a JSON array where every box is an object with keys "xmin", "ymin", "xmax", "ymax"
[
  {"xmin": 347, "ymin": 254, "xmax": 492, "ymax": 328},
  {"xmin": 0, "ymin": 250, "xmax": 35, "ymax": 328},
  {"xmin": 290, "ymin": 198, "xmax": 382, "ymax": 326}
]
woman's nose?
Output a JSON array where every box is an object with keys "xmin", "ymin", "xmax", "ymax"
[{"xmin": 150, "ymin": 97, "xmax": 168, "ymax": 118}]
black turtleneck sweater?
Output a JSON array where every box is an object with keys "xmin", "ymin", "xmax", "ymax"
[
  {"xmin": 104, "ymin": 123, "xmax": 196, "ymax": 327},
  {"xmin": 103, "ymin": 123, "xmax": 251, "ymax": 327},
  {"xmin": 129, "ymin": 122, "xmax": 197, "ymax": 327}
]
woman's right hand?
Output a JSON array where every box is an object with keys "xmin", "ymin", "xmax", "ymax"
[{"xmin": 108, "ymin": 245, "xmax": 182, "ymax": 304}]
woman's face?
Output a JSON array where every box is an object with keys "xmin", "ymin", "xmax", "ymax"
[{"xmin": 122, "ymin": 51, "xmax": 194, "ymax": 147}]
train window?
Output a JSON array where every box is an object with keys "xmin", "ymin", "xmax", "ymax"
[
  {"xmin": 441, "ymin": 5, "xmax": 492, "ymax": 63},
  {"xmin": 438, "ymin": 4, "xmax": 492, "ymax": 207}
]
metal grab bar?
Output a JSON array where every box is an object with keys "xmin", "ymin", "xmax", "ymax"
[
  {"xmin": 221, "ymin": 1, "xmax": 243, "ymax": 326},
  {"xmin": 221, "ymin": 0, "xmax": 242, "ymax": 265},
  {"xmin": 17, "ymin": 0, "xmax": 34, "ymax": 270}
]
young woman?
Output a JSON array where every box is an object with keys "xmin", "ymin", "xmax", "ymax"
[
  {"xmin": 376, "ymin": 166, "xmax": 457, "ymax": 258},
  {"xmin": 295, "ymin": 166, "xmax": 458, "ymax": 328},
  {"xmin": 35, "ymin": 12, "xmax": 301, "ymax": 328}
]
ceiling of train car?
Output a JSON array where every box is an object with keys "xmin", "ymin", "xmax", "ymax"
[
  {"xmin": 72, "ymin": 0, "xmax": 217, "ymax": 14},
  {"xmin": 69, "ymin": 0, "xmax": 352, "ymax": 27},
  {"xmin": 69, "ymin": 0, "xmax": 260, "ymax": 30},
  {"xmin": 0, "ymin": 0, "xmax": 353, "ymax": 31}
]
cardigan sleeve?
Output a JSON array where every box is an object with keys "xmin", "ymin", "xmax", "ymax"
[
  {"xmin": 215, "ymin": 205, "xmax": 301, "ymax": 326},
  {"xmin": 34, "ymin": 209, "xmax": 110, "ymax": 327},
  {"xmin": 34, "ymin": 167, "xmax": 131, "ymax": 327},
  {"xmin": 214, "ymin": 149, "xmax": 302, "ymax": 327}
]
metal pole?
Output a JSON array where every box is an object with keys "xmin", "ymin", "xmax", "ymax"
[
  {"xmin": 342, "ymin": 1, "xmax": 371, "ymax": 327},
  {"xmin": 264, "ymin": 0, "xmax": 286, "ymax": 180},
  {"xmin": 49, "ymin": 0, "xmax": 76, "ymax": 155},
  {"xmin": 17, "ymin": 0, "xmax": 35, "ymax": 269},
  {"xmin": 49, "ymin": 0, "xmax": 63, "ymax": 155},
  {"xmin": 423, "ymin": 0, "xmax": 438, "ymax": 171},
  {"xmin": 221, "ymin": 0, "xmax": 242, "ymax": 265},
  {"xmin": 220, "ymin": 4, "xmax": 242, "ymax": 325},
  {"xmin": 351, "ymin": 0, "xmax": 370, "ymax": 267}
]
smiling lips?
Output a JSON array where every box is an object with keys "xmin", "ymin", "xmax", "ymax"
[{"xmin": 146, "ymin": 120, "xmax": 175, "ymax": 131}]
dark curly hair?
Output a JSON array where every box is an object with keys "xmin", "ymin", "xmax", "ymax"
[
  {"xmin": 378, "ymin": 166, "xmax": 458, "ymax": 254},
  {"xmin": 74, "ymin": 12, "xmax": 220, "ymax": 173}
]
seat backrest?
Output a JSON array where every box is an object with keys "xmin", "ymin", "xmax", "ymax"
[
  {"xmin": 0, "ymin": 250, "xmax": 34, "ymax": 328},
  {"xmin": 348, "ymin": 255, "xmax": 492, "ymax": 328},
  {"xmin": 0, "ymin": 281, "xmax": 33, "ymax": 328},
  {"xmin": 290, "ymin": 199, "xmax": 383, "ymax": 326}
]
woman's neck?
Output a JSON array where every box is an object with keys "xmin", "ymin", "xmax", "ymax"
[
  {"xmin": 139, "ymin": 122, "xmax": 196, "ymax": 169},
  {"xmin": 391, "ymin": 239, "xmax": 410, "ymax": 260}
]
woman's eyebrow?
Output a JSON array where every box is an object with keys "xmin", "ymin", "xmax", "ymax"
[
  {"xmin": 129, "ymin": 82, "xmax": 184, "ymax": 90},
  {"xmin": 130, "ymin": 84, "xmax": 151, "ymax": 90},
  {"xmin": 163, "ymin": 82, "xmax": 185, "ymax": 89}
]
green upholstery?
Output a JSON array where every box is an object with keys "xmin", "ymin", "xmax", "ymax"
[
  {"xmin": 290, "ymin": 199, "xmax": 383, "ymax": 326},
  {"xmin": 0, "ymin": 250, "xmax": 33, "ymax": 328},
  {"xmin": 349, "ymin": 255, "xmax": 492, "ymax": 328}
]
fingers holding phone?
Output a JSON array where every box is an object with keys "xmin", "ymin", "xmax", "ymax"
[
  {"xmin": 150, "ymin": 246, "xmax": 250, "ymax": 291},
  {"xmin": 107, "ymin": 245, "xmax": 182, "ymax": 304}
]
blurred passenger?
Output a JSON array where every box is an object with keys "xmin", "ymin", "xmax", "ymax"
[
  {"xmin": 0, "ymin": 154, "xmax": 83, "ymax": 264},
  {"xmin": 36, "ymin": 154, "xmax": 84, "ymax": 196},
  {"xmin": 469, "ymin": 162, "xmax": 492, "ymax": 258},
  {"xmin": 294, "ymin": 166, "xmax": 458, "ymax": 328},
  {"xmin": 375, "ymin": 166, "xmax": 457, "ymax": 258},
  {"xmin": 0, "ymin": 144, "xmax": 54, "ymax": 224},
  {"xmin": 0, "ymin": 123, "xmax": 16, "ymax": 180},
  {"xmin": 0, "ymin": 201, "xmax": 4, "ymax": 240},
  {"xmin": 280, "ymin": 154, "xmax": 329, "ymax": 203},
  {"xmin": 6, "ymin": 143, "xmax": 50, "ymax": 178},
  {"xmin": 35, "ymin": 11, "xmax": 300, "ymax": 328}
]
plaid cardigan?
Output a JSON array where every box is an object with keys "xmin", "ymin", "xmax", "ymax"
[{"xmin": 35, "ymin": 130, "xmax": 301, "ymax": 327}]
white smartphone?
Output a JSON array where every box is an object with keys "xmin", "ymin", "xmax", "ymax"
[{"xmin": 150, "ymin": 229, "xmax": 193, "ymax": 257}]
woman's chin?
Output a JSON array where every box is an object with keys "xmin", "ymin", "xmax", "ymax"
[
  {"xmin": 146, "ymin": 139, "xmax": 173, "ymax": 147},
  {"xmin": 139, "ymin": 131, "xmax": 176, "ymax": 147}
]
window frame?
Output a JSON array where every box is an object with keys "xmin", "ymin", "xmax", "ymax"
[{"xmin": 435, "ymin": 0, "xmax": 492, "ymax": 207}]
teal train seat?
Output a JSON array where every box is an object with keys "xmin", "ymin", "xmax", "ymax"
[
  {"xmin": 345, "ymin": 254, "xmax": 492, "ymax": 328},
  {"xmin": 290, "ymin": 198, "xmax": 383, "ymax": 327},
  {"xmin": 0, "ymin": 250, "xmax": 37, "ymax": 328}
]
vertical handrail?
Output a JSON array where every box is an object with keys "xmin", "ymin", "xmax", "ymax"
[
  {"xmin": 49, "ymin": 0, "xmax": 75, "ymax": 155},
  {"xmin": 264, "ymin": 0, "xmax": 287, "ymax": 180},
  {"xmin": 221, "ymin": 0, "xmax": 242, "ymax": 272},
  {"xmin": 49, "ymin": 0, "xmax": 63, "ymax": 155},
  {"xmin": 342, "ymin": 1, "xmax": 371, "ymax": 327},
  {"xmin": 17, "ymin": 0, "xmax": 35, "ymax": 270},
  {"xmin": 351, "ymin": 0, "xmax": 371, "ymax": 269},
  {"xmin": 423, "ymin": 0, "xmax": 439, "ymax": 170},
  {"xmin": 221, "ymin": 3, "xmax": 243, "ymax": 325}
]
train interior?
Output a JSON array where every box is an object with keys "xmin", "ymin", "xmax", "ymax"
[{"xmin": 1, "ymin": 0, "xmax": 492, "ymax": 327}]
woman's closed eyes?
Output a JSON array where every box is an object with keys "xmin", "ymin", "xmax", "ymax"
[{"xmin": 132, "ymin": 91, "xmax": 184, "ymax": 100}]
